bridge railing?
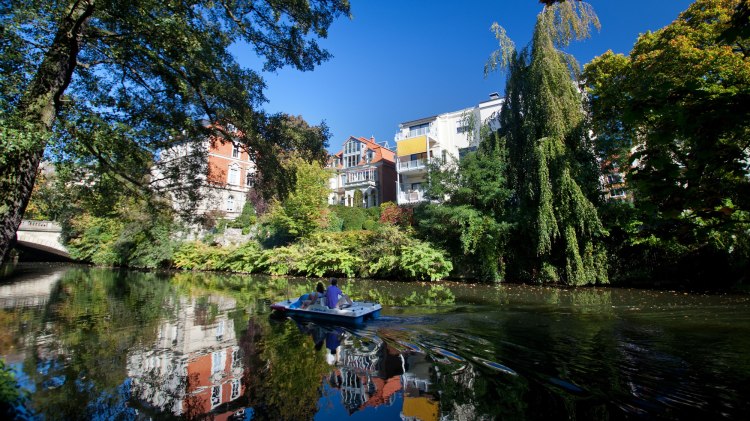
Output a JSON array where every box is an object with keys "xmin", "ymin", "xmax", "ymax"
[{"xmin": 19, "ymin": 220, "xmax": 62, "ymax": 232}]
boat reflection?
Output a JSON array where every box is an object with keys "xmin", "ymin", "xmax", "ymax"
[{"xmin": 295, "ymin": 321, "xmax": 439, "ymax": 420}]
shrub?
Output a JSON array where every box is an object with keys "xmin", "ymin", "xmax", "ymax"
[
  {"xmin": 173, "ymin": 241, "xmax": 229, "ymax": 271},
  {"xmin": 218, "ymin": 241, "xmax": 264, "ymax": 273},
  {"xmin": 66, "ymin": 215, "xmax": 124, "ymax": 266},
  {"xmin": 399, "ymin": 240, "xmax": 453, "ymax": 281},
  {"xmin": 330, "ymin": 205, "xmax": 367, "ymax": 231},
  {"xmin": 297, "ymin": 240, "xmax": 363, "ymax": 278}
]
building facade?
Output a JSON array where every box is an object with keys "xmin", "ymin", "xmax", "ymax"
[
  {"xmin": 328, "ymin": 136, "xmax": 397, "ymax": 208},
  {"xmin": 155, "ymin": 127, "xmax": 256, "ymax": 220},
  {"xmin": 394, "ymin": 94, "xmax": 503, "ymax": 205}
]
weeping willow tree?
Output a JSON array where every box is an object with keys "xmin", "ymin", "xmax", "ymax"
[{"xmin": 486, "ymin": 1, "xmax": 607, "ymax": 285}]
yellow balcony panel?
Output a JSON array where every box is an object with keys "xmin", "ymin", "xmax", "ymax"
[{"xmin": 397, "ymin": 135, "xmax": 427, "ymax": 156}]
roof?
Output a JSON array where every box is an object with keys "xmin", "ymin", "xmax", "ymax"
[{"xmin": 329, "ymin": 136, "xmax": 396, "ymax": 168}]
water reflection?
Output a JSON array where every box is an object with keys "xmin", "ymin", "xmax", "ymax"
[
  {"xmin": 127, "ymin": 295, "xmax": 245, "ymax": 418},
  {"xmin": 1, "ymin": 265, "xmax": 750, "ymax": 420}
]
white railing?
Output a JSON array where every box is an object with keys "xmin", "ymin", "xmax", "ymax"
[
  {"xmin": 344, "ymin": 168, "xmax": 377, "ymax": 185},
  {"xmin": 394, "ymin": 128, "xmax": 437, "ymax": 142},
  {"xmin": 398, "ymin": 187, "xmax": 426, "ymax": 204},
  {"xmin": 18, "ymin": 220, "xmax": 61, "ymax": 232},
  {"xmin": 397, "ymin": 158, "xmax": 428, "ymax": 172}
]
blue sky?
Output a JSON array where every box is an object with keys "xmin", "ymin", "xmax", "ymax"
[{"xmin": 234, "ymin": 0, "xmax": 694, "ymax": 153}]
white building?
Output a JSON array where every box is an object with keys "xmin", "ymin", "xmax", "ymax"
[{"xmin": 394, "ymin": 94, "xmax": 503, "ymax": 205}]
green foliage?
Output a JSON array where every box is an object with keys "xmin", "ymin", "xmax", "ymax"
[
  {"xmin": 173, "ymin": 241, "xmax": 230, "ymax": 271},
  {"xmin": 487, "ymin": 1, "xmax": 607, "ymax": 285},
  {"xmin": 64, "ymin": 198, "xmax": 179, "ymax": 268},
  {"xmin": 0, "ymin": 358, "xmax": 23, "ymax": 409},
  {"xmin": 266, "ymin": 156, "xmax": 331, "ymax": 238},
  {"xmin": 353, "ymin": 190, "xmax": 364, "ymax": 207},
  {"xmin": 0, "ymin": 0, "xmax": 349, "ymax": 265},
  {"xmin": 583, "ymin": 0, "xmax": 750, "ymax": 286},
  {"xmin": 228, "ymin": 202, "xmax": 257, "ymax": 234},
  {"xmin": 296, "ymin": 239, "xmax": 363, "ymax": 278},
  {"xmin": 416, "ymin": 135, "xmax": 514, "ymax": 281},
  {"xmin": 329, "ymin": 205, "xmax": 377, "ymax": 231},
  {"xmin": 258, "ymin": 245, "xmax": 302, "ymax": 276},
  {"xmin": 217, "ymin": 241, "xmax": 264, "ymax": 273},
  {"xmin": 399, "ymin": 240, "xmax": 454, "ymax": 282}
]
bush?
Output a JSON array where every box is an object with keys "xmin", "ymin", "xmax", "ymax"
[
  {"xmin": 218, "ymin": 241, "xmax": 264, "ymax": 273},
  {"xmin": 297, "ymin": 240, "xmax": 363, "ymax": 278},
  {"xmin": 330, "ymin": 205, "xmax": 367, "ymax": 230},
  {"xmin": 399, "ymin": 240, "xmax": 453, "ymax": 281},
  {"xmin": 173, "ymin": 241, "xmax": 229, "ymax": 271}
]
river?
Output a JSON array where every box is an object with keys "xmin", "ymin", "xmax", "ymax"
[{"xmin": 0, "ymin": 263, "xmax": 749, "ymax": 420}]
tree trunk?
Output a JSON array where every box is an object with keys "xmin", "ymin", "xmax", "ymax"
[{"xmin": 0, "ymin": 0, "xmax": 95, "ymax": 265}]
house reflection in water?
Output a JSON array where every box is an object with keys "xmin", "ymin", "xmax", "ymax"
[
  {"xmin": 303, "ymin": 323, "xmax": 439, "ymax": 421},
  {"xmin": 127, "ymin": 295, "xmax": 246, "ymax": 419}
]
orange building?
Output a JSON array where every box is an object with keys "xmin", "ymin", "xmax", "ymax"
[{"xmin": 154, "ymin": 125, "xmax": 256, "ymax": 220}]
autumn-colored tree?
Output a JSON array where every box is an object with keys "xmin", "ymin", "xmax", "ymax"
[{"xmin": 584, "ymin": 0, "xmax": 750, "ymax": 285}]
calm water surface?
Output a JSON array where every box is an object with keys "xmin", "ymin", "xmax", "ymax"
[{"xmin": 1, "ymin": 264, "xmax": 749, "ymax": 420}]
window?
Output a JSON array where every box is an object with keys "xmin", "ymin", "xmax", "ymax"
[
  {"xmin": 216, "ymin": 320, "xmax": 225, "ymax": 340},
  {"xmin": 231, "ymin": 379, "xmax": 241, "ymax": 400},
  {"xmin": 231, "ymin": 348, "xmax": 241, "ymax": 368},
  {"xmin": 441, "ymin": 150, "xmax": 447, "ymax": 163},
  {"xmin": 409, "ymin": 122, "xmax": 430, "ymax": 137},
  {"xmin": 212, "ymin": 351, "xmax": 224, "ymax": 374},
  {"xmin": 211, "ymin": 385, "xmax": 222, "ymax": 408},
  {"xmin": 232, "ymin": 143, "xmax": 240, "ymax": 158},
  {"xmin": 366, "ymin": 150, "xmax": 374, "ymax": 163},
  {"xmin": 607, "ymin": 174, "xmax": 624, "ymax": 184},
  {"xmin": 228, "ymin": 164, "xmax": 240, "ymax": 185},
  {"xmin": 610, "ymin": 188, "xmax": 626, "ymax": 198},
  {"xmin": 246, "ymin": 171, "xmax": 255, "ymax": 187},
  {"xmin": 411, "ymin": 182, "xmax": 422, "ymax": 191},
  {"xmin": 226, "ymin": 196, "xmax": 235, "ymax": 212}
]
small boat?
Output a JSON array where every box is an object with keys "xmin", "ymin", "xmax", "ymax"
[{"xmin": 270, "ymin": 297, "xmax": 382, "ymax": 325}]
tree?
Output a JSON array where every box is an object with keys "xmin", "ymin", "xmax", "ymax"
[
  {"xmin": 487, "ymin": 1, "xmax": 607, "ymax": 285},
  {"xmin": 266, "ymin": 155, "xmax": 331, "ymax": 238},
  {"xmin": 584, "ymin": 0, "xmax": 750, "ymax": 285},
  {"xmin": 0, "ymin": 0, "xmax": 350, "ymax": 264},
  {"xmin": 416, "ymin": 134, "xmax": 513, "ymax": 281}
]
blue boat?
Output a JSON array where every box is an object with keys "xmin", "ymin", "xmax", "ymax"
[{"xmin": 270, "ymin": 298, "xmax": 382, "ymax": 325}]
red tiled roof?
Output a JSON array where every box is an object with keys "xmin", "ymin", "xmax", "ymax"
[{"xmin": 329, "ymin": 136, "xmax": 395, "ymax": 168}]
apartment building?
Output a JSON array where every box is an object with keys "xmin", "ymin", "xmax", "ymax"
[
  {"xmin": 155, "ymin": 125, "xmax": 256, "ymax": 220},
  {"xmin": 328, "ymin": 136, "xmax": 397, "ymax": 208},
  {"xmin": 394, "ymin": 94, "xmax": 503, "ymax": 205}
]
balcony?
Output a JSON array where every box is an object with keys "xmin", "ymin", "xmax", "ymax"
[
  {"xmin": 397, "ymin": 185, "xmax": 426, "ymax": 205},
  {"xmin": 343, "ymin": 167, "xmax": 377, "ymax": 187},
  {"xmin": 397, "ymin": 158, "xmax": 428, "ymax": 173},
  {"xmin": 394, "ymin": 127, "xmax": 437, "ymax": 142}
]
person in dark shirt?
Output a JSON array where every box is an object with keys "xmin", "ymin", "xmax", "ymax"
[{"xmin": 325, "ymin": 278, "xmax": 352, "ymax": 309}]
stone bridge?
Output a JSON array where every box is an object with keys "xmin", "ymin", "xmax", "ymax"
[{"xmin": 15, "ymin": 220, "xmax": 69, "ymax": 259}]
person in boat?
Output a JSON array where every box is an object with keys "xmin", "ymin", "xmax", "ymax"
[
  {"xmin": 325, "ymin": 278, "xmax": 353, "ymax": 309},
  {"xmin": 301, "ymin": 282, "xmax": 326, "ymax": 309},
  {"xmin": 291, "ymin": 282, "xmax": 325, "ymax": 309}
]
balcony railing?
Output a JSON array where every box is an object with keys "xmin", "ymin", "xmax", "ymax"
[
  {"xmin": 398, "ymin": 186, "xmax": 426, "ymax": 204},
  {"xmin": 394, "ymin": 128, "xmax": 437, "ymax": 142},
  {"xmin": 397, "ymin": 158, "xmax": 428, "ymax": 172},
  {"xmin": 344, "ymin": 168, "xmax": 377, "ymax": 185}
]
